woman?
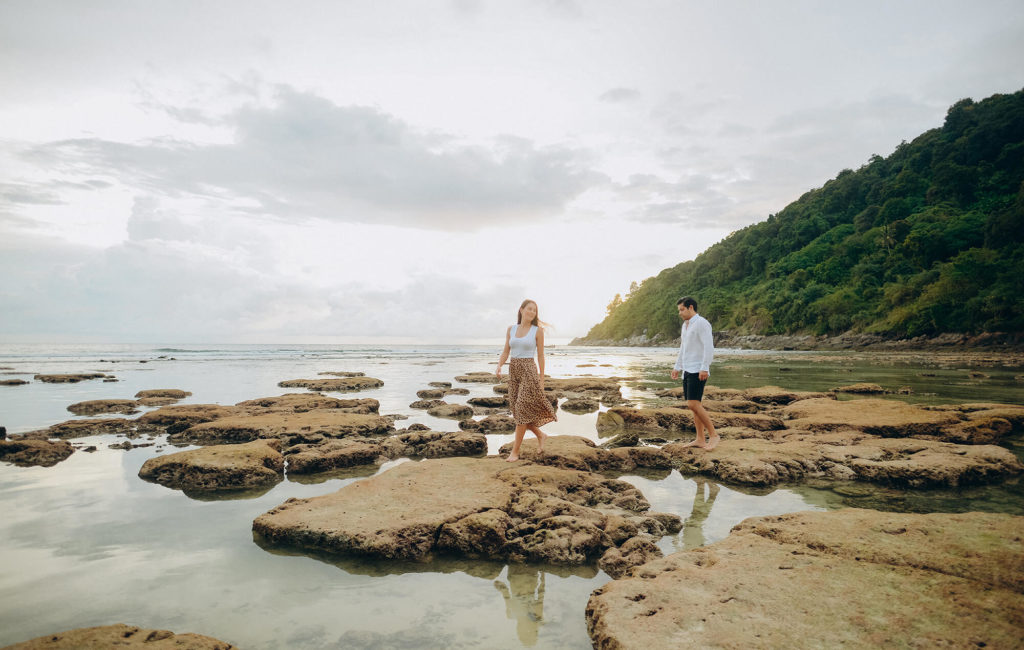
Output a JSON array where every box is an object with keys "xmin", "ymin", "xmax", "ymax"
[{"xmin": 496, "ymin": 299, "xmax": 556, "ymax": 461}]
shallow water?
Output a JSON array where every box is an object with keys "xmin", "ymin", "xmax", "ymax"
[{"xmin": 0, "ymin": 344, "xmax": 1021, "ymax": 648}]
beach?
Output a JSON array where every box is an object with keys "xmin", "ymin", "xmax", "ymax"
[{"xmin": 1, "ymin": 343, "xmax": 1022, "ymax": 648}]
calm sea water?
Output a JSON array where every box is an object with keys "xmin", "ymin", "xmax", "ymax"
[{"xmin": 0, "ymin": 343, "xmax": 1021, "ymax": 648}]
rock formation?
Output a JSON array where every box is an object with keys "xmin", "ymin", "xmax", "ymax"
[
  {"xmin": 2, "ymin": 624, "xmax": 236, "ymax": 649},
  {"xmin": 139, "ymin": 439, "xmax": 284, "ymax": 490},
  {"xmin": 586, "ymin": 509, "xmax": 1024, "ymax": 648},
  {"xmin": 254, "ymin": 456, "xmax": 681, "ymax": 575}
]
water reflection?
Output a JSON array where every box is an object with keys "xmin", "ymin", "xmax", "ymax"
[
  {"xmin": 679, "ymin": 477, "xmax": 719, "ymax": 550},
  {"xmin": 494, "ymin": 565, "xmax": 546, "ymax": 646}
]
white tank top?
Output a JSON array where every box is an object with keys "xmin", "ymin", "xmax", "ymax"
[{"xmin": 509, "ymin": 324, "xmax": 538, "ymax": 358}]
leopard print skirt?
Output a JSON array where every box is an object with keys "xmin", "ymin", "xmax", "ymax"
[{"xmin": 507, "ymin": 358, "xmax": 557, "ymax": 427}]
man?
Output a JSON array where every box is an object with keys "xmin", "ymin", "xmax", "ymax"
[{"xmin": 670, "ymin": 296, "xmax": 719, "ymax": 450}]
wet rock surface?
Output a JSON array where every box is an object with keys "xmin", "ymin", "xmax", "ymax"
[
  {"xmin": 278, "ymin": 377, "xmax": 384, "ymax": 392},
  {"xmin": 0, "ymin": 439, "xmax": 74, "ymax": 467},
  {"xmin": 33, "ymin": 373, "xmax": 114, "ymax": 383},
  {"xmin": 66, "ymin": 399, "xmax": 141, "ymax": 415},
  {"xmin": 586, "ymin": 509, "xmax": 1024, "ymax": 649},
  {"xmin": 168, "ymin": 411, "xmax": 395, "ymax": 445},
  {"xmin": 0, "ymin": 379, "xmax": 29, "ymax": 386},
  {"xmin": 135, "ymin": 389, "xmax": 192, "ymax": 399},
  {"xmin": 1, "ymin": 624, "xmax": 237, "ymax": 649},
  {"xmin": 596, "ymin": 389, "xmax": 1024, "ymax": 487},
  {"xmin": 426, "ymin": 402, "xmax": 474, "ymax": 420},
  {"xmin": 139, "ymin": 439, "xmax": 284, "ymax": 490},
  {"xmin": 285, "ymin": 430, "xmax": 486, "ymax": 474},
  {"xmin": 253, "ymin": 456, "xmax": 681, "ymax": 571},
  {"xmin": 460, "ymin": 414, "xmax": 516, "ymax": 433}
]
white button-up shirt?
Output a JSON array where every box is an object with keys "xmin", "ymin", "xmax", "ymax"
[{"xmin": 673, "ymin": 313, "xmax": 714, "ymax": 373}]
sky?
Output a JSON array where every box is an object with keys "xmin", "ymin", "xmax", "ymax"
[{"xmin": 2, "ymin": 0, "xmax": 1023, "ymax": 344}]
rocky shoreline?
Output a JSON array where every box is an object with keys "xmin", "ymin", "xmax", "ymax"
[
  {"xmin": 2, "ymin": 366, "xmax": 1023, "ymax": 648},
  {"xmin": 572, "ymin": 329, "xmax": 1024, "ymax": 352}
]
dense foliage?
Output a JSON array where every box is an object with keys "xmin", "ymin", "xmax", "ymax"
[{"xmin": 582, "ymin": 89, "xmax": 1024, "ymax": 342}]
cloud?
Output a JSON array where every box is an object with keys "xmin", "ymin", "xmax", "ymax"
[
  {"xmin": 0, "ymin": 227, "xmax": 528, "ymax": 342},
  {"xmin": 21, "ymin": 86, "xmax": 604, "ymax": 231},
  {"xmin": 598, "ymin": 87, "xmax": 641, "ymax": 103}
]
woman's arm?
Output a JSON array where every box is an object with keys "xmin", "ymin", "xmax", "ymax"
[
  {"xmin": 536, "ymin": 326, "xmax": 545, "ymax": 389},
  {"xmin": 496, "ymin": 326, "xmax": 512, "ymax": 379}
]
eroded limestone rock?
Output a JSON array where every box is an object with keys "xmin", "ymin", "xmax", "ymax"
[
  {"xmin": 139, "ymin": 439, "xmax": 284, "ymax": 490},
  {"xmin": 586, "ymin": 509, "xmax": 1024, "ymax": 649},
  {"xmin": 2, "ymin": 624, "xmax": 237, "ymax": 649},
  {"xmin": 284, "ymin": 430, "xmax": 486, "ymax": 474},
  {"xmin": 253, "ymin": 457, "xmax": 681, "ymax": 571},
  {"xmin": 0, "ymin": 438, "xmax": 74, "ymax": 467},
  {"xmin": 66, "ymin": 399, "xmax": 140, "ymax": 415},
  {"xmin": 33, "ymin": 373, "xmax": 112, "ymax": 383},
  {"xmin": 278, "ymin": 377, "xmax": 383, "ymax": 392}
]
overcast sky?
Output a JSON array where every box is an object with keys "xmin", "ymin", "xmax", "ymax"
[{"xmin": 2, "ymin": 0, "xmax": 1023, "ymax": 344}]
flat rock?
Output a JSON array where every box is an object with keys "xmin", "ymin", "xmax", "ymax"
[
  {"xmin": 285, "ymin": 430, "xmax": 486, "ymax": 474},
  {"xmin": 33, "ymin": 373, "xmax": 112, "ymax": 383},
  {"xmin": 0, "ymin": 439, "xmax": 74, "ymax": 467},
  {"xmin": 742, "ymin": 385, "xmax": 834, "ymax": 405},
  {"xmin": 416, "ymin": 388, "xmax": 445, "ymax": 399},
  {"xmin": 277, "ymin": 377, "xmax": 383, "ymax": 392},
  {"xmin": 499, "ymin": 436, "xmax": 673, "ymax": 473},
  {"xmin": 832, "ymin": 382, "xmax": 887, "ymax": 393},
  {"xmin": 663, "ymin": 433, "xmax": 1023, "ymax": 487},
  {"xmin": 561, "ymin": 397, "xmax": 599, "ymax": 413},
  {"xmin": 235, "ymin": 394, "xmax": 379, "ymax": 414},
  {"xmin": 586, "ymin": 509, "xmax": 1024, "ymax": 649},
  {"xmin": 135, "ymin": 389, "xmax": 192, "ymax": 399},
  {"xmin": 139, "ymin": 439, "xmax": 284, "ymax": 490},
  {"xmin": 783, "ymin": 398, "xmax": 964, "ymax": 438},
  {"xmin": 254, "ymin": 457, "xmax": 681, "ymax": 569},
  {"xmin": 427, "ymin": 402, "xmax": 474, "ymax": 420},
  {"xmin": 598, "ymin": 407, "xmax": 785, "ymax": 434},
  {"xmin": 459, "ymin": 414, "xmax": 516, "ymax": 433},
  {"xmin": 41, "ymin": 418, "xmax": 139, "ymax": 439},
  {"xmin": 2, "ymin": 623, "xmax": 237, "ymax": 649},
  {"xmin": 285, "ymin": 438, "xmax": 384, "ymax": 474},
  {"xmin": 136, "ymin": 397, "xmax": 180, "ymax": 407},
  {"xmin": 455, "ymin": 372, "xmax": 501, "ymax": 383},
  {"xmin": 467, "ymin": 396, "xmax": 508, "ymax": 408},
  {"xmin": 169, "ymin": 411, "xmax": 395, "ymax": 445},
  {"xmin": 66, "ymin": 399, "xmax": 140, "ymax": 415},
  {"xmin": 137, "ymin": 404, "xmax": 243, "ymax": 428},
  {"xmin": 410, "ymin": 399, "xmax": 445, "ymax": 409},
  {"xmin": 0, "ymin": 379, "xmax": 29, "ymax": 386}
]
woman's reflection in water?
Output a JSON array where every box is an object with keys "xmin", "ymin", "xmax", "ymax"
[
  {"xmin": 679, "ymin": 477, "xmax": 720, "ymax": 550},
  {"xmin": 494, "ymin": 564, "xmax": 546, "ymax": 646}
]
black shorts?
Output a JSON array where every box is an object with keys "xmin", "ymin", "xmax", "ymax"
[{"xmin": 682, "ymin": 371, "xmax": 707, "ymax": 401}]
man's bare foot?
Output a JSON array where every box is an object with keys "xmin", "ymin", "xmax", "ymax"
[
  {"xmin": 506, "ymin": 454, "xmax": 520, "ymax": 462},
  {"xmin": 703, "ymin": 434, "xmax": 721, "ymax": 451},
  {"xmin": 681, "ymin": 439, "xmax": 704, "ymax": 448},
  {"xmin": 536, "ymin": 432, "xmax": 548, "ymax": 453}
]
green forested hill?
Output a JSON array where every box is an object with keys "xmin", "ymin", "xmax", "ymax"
[{"xmin": 579, "ymin": 89, "xmax": 1024, "ymax": 343}]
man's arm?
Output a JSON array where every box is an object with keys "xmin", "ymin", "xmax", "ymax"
[{"xmin": 699, "ymin": 320, "xmax": 714, "ymax": 376}]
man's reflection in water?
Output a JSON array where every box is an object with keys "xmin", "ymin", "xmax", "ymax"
[
  {"xmin": 678, "ymin": 477, "xmax": 720, "ymax": 550},
  {"xmin": 493, "ymin": 564, "xmax": 545, "ymax": 646}
]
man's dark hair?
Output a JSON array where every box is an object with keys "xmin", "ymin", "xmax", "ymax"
[{"xmin": 677, "ymin": 296, "xmax": 697, "ymax": 310}]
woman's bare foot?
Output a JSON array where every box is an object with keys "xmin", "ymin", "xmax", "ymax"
[
  {"xmin": 536, "ymin": 431, "xmax": 548, "ymax": 453},
  {"xmin": 703, "ymin": 434, "xmax": 721, "ymax": 451},
  {"xmin": 681, "ymin": 439, "xmax": 704, "ymax": 448},
  {"xmin": 506, "ymin": 454, "xmax": 520, "ymax": 462}
]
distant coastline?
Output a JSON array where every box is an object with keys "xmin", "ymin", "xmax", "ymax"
[{"xmin": 570, "ymin": 330, "xmax": 1024, "ymax": 351}]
